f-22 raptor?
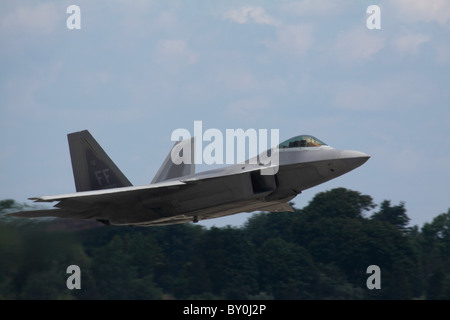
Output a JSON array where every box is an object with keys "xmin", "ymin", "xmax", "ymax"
[{"xmin": 9, "ymin": 130, "xmax": 369, "ymax": 226}]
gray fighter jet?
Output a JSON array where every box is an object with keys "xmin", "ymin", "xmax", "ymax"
[{"xmin": 9, "ymin": 130, "xmax": 370, "ymax": 226}]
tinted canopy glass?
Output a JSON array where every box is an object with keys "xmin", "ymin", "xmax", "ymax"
[{"xmin": 278, "ymin": 135, "xmax": 327, "ymax": 149}]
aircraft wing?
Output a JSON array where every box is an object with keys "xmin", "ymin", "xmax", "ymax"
[
  {"xmin": 7, "ymin": 179, "xmax": 187, "ymax": 219},
  {"xmin": 8, "ymin": 165, "xmax": 279, "ymax": 223},
  {"xmin": 28, "ymin": 179, "xmax": 186, "ymax": 203}
]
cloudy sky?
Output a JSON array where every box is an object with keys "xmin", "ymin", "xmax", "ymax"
[{"xmin": 1, "ymin": 0, "xmax": 449, "ymax": 228}]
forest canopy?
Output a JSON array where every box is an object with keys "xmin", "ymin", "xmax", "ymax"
[{"xmin": 1, "ymin": 188, "xmax": 449, "ymax": 300}]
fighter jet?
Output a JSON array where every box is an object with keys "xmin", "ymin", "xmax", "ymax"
[{"xmin": 8, "ymin": 130, "xmax": 369, "ymax": 226}]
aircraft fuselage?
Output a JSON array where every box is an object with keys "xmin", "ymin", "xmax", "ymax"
[
  {"xmin": 9, "ymin": 132, "xmax": 370, "ymax": 226},
  {"xmin": 97, "ymin": 147, "xmax": 369, "ymax": 226}
]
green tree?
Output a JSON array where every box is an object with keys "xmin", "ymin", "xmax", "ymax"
[
  {"xmin": 420, "ymin": 209, "xmax": 450, "ymax": 299},
  {"xmin": 257, "ymin": 238, "xmax": 318, "ymax": 299},
  {"xmin": 3, "ymin": 223, "xmax": 87, "ymax": 299},
  {"xmin": 150, "ymin": 224, "xmax": 204, "ymax": 293},
  {"xmin": 1, "ymin": 196, "xmax": 447, "ymax": 300},
  {"xmin": 371, "ymin": 200, "xmax": 410, "ymax": 232},
  {"xmin": 244, "ymin": 211, "xmax": 296, "ymax": 247},
  {"xmin": 363, "ymin": 219, "xmax": 420, "ymax": 299},
  {"xmin": 0, "ymin": 222, "xmax": 23, "ymax": 298},
  {"xmin": 289, "ymin": 190, "xmax": 419, "ymax": 299},
  {"xmin": 302, "ymin": 188, "xmax": 376, "ymax": 219},
  {"xmin": 90, "ymin": 234, "xmax": 163, "ymax": 299},
  {"xmin": 0, "ymin": 199, "xmax": 26, "ymax": 213},
  {"xmin": 194, "ymin": 227, "xmax": 258, "ymax": 299}
]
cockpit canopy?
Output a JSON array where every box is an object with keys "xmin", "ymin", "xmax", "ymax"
[{"xmin": 278, "ymin": 135, "xmax": 327, "ymax": 149}]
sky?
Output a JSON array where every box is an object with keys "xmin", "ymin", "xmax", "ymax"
[{"xmin": 1, "ymin": 0, "xmax": 449, "ymax": 228}]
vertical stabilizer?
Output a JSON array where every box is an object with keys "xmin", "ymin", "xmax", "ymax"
[
  {"xmin": 151, "ymin": 137, "xmax": 195, "ymax": 183},
  {"xmin": 68, "ymin": 130, "xmax": 132, "ymax": 191}
]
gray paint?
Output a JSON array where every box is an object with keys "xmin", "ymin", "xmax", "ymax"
[{"xmin": 9, "ymin": 130, "xmax": 370, "ymax": 226}]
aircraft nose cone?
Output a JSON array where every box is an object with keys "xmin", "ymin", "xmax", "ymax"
[{"xmin": 340, "ymin": 150, "xmax": 370, "ymax": 169}]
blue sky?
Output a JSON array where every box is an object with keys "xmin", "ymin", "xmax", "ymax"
[{"xmin": 1, "ymin": 0, "xmax": 449, "ymax": 228}]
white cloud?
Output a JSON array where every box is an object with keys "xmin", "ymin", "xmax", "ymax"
[
  {"xmin": 435, "ymin": 43, "xmax": 450, "ymax": 64},
  {"xmin": 224, "ymin": 6, "xmax": 280, "ymax": 26},
  {"xmin": 332, "ymin": 82, "xmax": 382, "ymax": 111},
  {"xmin": 217, "ymin": 69, "xmax": 259, "ymax": 92},
  {"xmin": 153, "ymin": 39, "xmax": 198, "ymax": 65},
  {"xmin": 280, "ymin": 0, "xmax": 346, "ymax": 16},
  {"xmin": 333, "ymin": 27, "xmax": 385, "ymax": 63},
  {"xmin": 391, "ymin": 0, "xmax": 450, "ymax": 26},
  {"xmin": 3, "ymin": 61, "xmax": 63, "ymax": 116},
  {"xmin": 332, "ymin": 73, "xmax": 436, "ymax": 111},
  {"xmin": 224, "ymin": 6, "xmax": 313, "ymax": 58},
  {"xmin": 392, "ymin": 32, "xmax": 431, "ymax": 55},
  {"xmin": 0, "ymin": 3, "xmax": 59, "ymax": 34},
  {"xmin": 225, "ymin": 97, "xmax": 271, "ymax": 118},
  {"xmin": 264, "ymin": 24, "xmax": 314, "ymax": 57}
]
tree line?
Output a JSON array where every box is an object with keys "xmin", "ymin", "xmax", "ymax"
[{"xmin": 1, "ymin": 188, "xmax": 449, "ymax": 299}]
